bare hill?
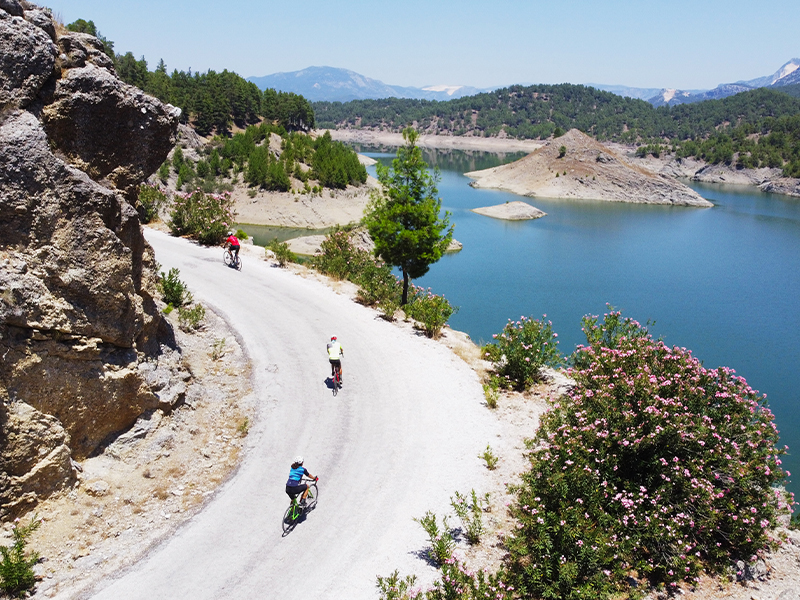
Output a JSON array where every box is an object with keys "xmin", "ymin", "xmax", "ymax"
[{"xmin": 466, "ymin": 129, "xmax": 712, "ymax": 207}]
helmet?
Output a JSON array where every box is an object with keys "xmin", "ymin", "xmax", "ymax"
[
  {"xmin": 227, "ymin": 231, "xmax": 234, "ymax": 236},
  {"xmin": 293, "ymin": 456, "xmax": 304, "ymax": 466},
  {"xmin": 330, "ymin": 336, "xmax": 337, "ymax": 341}
]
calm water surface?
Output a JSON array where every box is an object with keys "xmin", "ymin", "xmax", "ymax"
[{"xmin": 363, "ymin": 148, "xmax": 800, "ymax": 503}]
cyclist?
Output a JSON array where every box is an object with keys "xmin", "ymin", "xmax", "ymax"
[
  {"xmin": 224, "ymin": 231, "xmax": 240, "ymax": 261},
  {"xmin": 285, "ymin": 456, "xmax": 317, "ymax": 505},
  {"xmin": 327, "ymin": 335, "xmax": 344, "ymax": 385}
]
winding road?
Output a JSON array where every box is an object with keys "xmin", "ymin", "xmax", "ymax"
[{"xmin": 87, "ymin": 229, "xmax": 497, "ymax": 599}]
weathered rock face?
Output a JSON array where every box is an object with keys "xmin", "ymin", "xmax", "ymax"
[
  {"xmin": 466, "ymin": 129, "xmax": 713, "ymax": 207},
  {"xmin": 0, "ymin": 4, "xmax": 181, "ymax": 518}
]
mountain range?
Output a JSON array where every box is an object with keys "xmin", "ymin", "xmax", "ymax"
[
  {"xmin": 248, "ymin": 60, "xmax": 800, "ymax": 106},
  {"xmin": 248, "ymin": 66, "xmax": 491, "ymax": 103}
]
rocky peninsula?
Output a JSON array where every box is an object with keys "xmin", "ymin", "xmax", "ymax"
[{"xmin": 465, "ymin": 129, "xmax": 712, "ymax": 207}]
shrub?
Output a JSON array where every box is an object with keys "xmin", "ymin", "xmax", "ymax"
[
  {"xmin": 426, "ymin": 558, "xmax": 513, "ymax": 600},
  {"xmin": 309, "ymin": 228, "xmax": 371, "ymax": 280},
  {"xmin": 376, "ymin": 570, "xmax": 419, "ymax": 600},
  {"xmin": 0, "ymin": 515, "xmax": 41, "ymax": 598},
  {"xmin": 479, "ymin": 444, "xmax": 499, "ymax": 470},
  {"xmin": 414, "ymin": 511, "xmax": 454, "ymax": 567},
  {"xmin": 168, "ymin": 189, "xmax": 235, "ymax": 245},
  {"xmin": 159, "ymin": 268, "xmax": 192, "ymax": 307},
  {"xmin": 404, "ymin": 286, "xmax": 457, "ymax": 339},
  {"xmin": 137, "ymin": 183, "xmax": 168, "ymax": 224},
  {"xmin": 235, "ymin": 228, "xmax": 249, "ymax": 240},
  {"xmin": 486, "ymin": 315, "xmax": 561, "ymax": 390},
  {"xmin": 451, "ymin": 490, "xmax": 490, "ymax": 545},
  {"xmin": 268, "ymin": 238, "xmax": 297, "ymax": 267},
  {"xmin": 178, "ymin": 303, "xmax": 205, "ymax": 331},
  {"xmin": 558, "ymin": 145, "xmax": 567, "ymax": 158},
  {"xmin": 505, "ymin": 310, "xmax": 792, "ymax": 599},
  {"xmin": 482, "ymin": 382, "xmax": 499, "ymax": 409},
  {"xmin": 210, "ymin": 338, "xmax": 226, "ymax": 360}
]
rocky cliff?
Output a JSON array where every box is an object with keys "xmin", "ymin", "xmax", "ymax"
[
  {"xmin": 465, "ymin": 129, "xmax": 712, "ymax": 207},
  {"xmin": 0, "ymin": 1, "xmax": 181, "ymax": 517}
]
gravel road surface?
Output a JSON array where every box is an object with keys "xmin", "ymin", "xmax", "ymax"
[{"xmin": 87, "ymin": 229, "xmax": 497, "ymax": 599}]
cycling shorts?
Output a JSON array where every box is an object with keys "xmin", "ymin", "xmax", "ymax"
[
  {"xmin": 286, "ymin": 483, "xmax": 307, "ymax": 498},
  {"xmin": 329, "ymin": 359, "xmax": 342, "ymax": 367}
]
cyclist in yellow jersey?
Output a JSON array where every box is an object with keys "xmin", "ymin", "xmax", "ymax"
[{"xmin": 327, "ymin": 336, "xmax": 344, "ymax": 384}]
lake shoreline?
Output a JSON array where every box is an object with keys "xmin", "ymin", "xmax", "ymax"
[{"xmin": 326, "ymin": 129, "xmax": 800, "ymax": 200}]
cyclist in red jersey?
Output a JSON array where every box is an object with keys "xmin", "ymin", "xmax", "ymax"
[{"xmin": 224, "ymin": 231, "xmax": 240, "ymax": 260}]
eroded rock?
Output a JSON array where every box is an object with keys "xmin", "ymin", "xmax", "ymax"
[{"xmin": 0, "ymin": 4, "xmax": 181, "ymax": 518}]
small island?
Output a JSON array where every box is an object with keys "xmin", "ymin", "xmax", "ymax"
[{"xmin": 471, "ymin": 200, "xmax": 546, "ymax": 221}]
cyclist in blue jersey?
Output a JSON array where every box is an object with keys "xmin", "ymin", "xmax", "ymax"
[{"xmin": 285, "ymin": 456, "xmax": 317, "ymax": 505}]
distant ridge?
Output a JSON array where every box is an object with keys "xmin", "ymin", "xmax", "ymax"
[{"xmin": 247, "ymin": 66, "xmax": 492, "ymax": 103}]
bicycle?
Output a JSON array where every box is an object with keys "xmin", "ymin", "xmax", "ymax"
[
  {"xmin": 223, "ymin": 248, "xmax": 242, "ymax": 271},
  {"xmin": 282, "ymin": 477, "xmax": 318, "ymax": 535},
  {"xmin": 331, "ymin": 362, "xmax": 342, "ymax": 396}
]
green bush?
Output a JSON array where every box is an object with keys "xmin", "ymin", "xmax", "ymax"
[
  {"xmin": 267, "ymin": 238, "xmax": 297, "ymax": 267},
  {"xmin": 404, "ymin": 286, "xmax": 457, "ymax": 338},
  {"xmin": 178, "ymin": 303, "xmax": 205, "ymax": 331},
  {"xmin": 376, "ymin": 570, "xmax": 418, "ymax": 600},
  {"xmin": 485, "ymin": 315, "xmax": 561, "ymax": 390},
  {"xmin": 309, "ymin": 228, "xmax": 371, "ymax": 280},
  {"xmin": 158, "ymin": 267, "xmax": 192, "ymax": 307},
  {"xmin": 137, "ymin": 183, "xmax": 168, "ymax": 224},
  {"xmin": 354, "ymin": 261, "xmax": 401, "ymax": 309},
  {"xmin": 505, "ymin": 309, "xmax": 792, "ymax": 599},
  {"xmin": 450, "ymin": 490, "xmax": 490, "ymax": 545},
  {"xmin": 0, "ymin": 515, "xmax": 41, "ymax": 598},
  {"xmin": 413, "ymin": 511, "xmax": 454, "ymax": 567},
  {"xmin": 479, "ymin": 444, "xmax": 499, "ymax": 470},
  {"xmin": 168, "ymin": 189, "xmax": 235, "ymax": 245},
  {"xmin": 235, "ymin": 228, "xmax": 249, "ymax": 240}
]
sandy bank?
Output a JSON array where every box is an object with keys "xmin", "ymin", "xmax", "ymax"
[{"xmin": 327, "ymin": 129, "xmax": 544, "ymax": 153}]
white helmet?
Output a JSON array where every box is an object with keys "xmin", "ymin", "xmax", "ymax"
[{"xmin": 293, "ymin": 456, "xmax": 304, "ymax": 466}]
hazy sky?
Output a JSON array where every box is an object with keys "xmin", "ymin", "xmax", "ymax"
[{"xmin": 44, "ymin": 0, "xmax": 799, "ymax": 91}]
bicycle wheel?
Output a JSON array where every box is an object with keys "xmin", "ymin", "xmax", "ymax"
[
  {"xmin": 305, "ymin": 483, "xmax": 319, "ymax": 511},
  {"xmin": 235, "ymin": 255, "xmax": 242, "ymax": 271},
  {"xmin": 223, "ymin": 250, "xmax": 233, "ymax": 267},
  {"xmin": 282, "ymin": 502, "xmax": 299, "ymax": 534},
  {"xmin": 332, "ymin": 373, "xmax": 338, "ymax": 396}
]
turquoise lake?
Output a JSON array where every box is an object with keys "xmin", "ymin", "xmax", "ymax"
[{"xmin": 360, "ymin": 147, "xmax": 800, "ymax": 505}]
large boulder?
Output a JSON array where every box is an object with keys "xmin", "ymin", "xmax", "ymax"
[
  {"xmin": 0, "ymin": 4, "xmax": 181, "ymax": 518},
  {"xmin": 0, "ymin": 10, "xmax": 57, "ymax": 109}
]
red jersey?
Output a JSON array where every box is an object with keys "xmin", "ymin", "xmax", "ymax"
[{"xmin": 226, "ymin": 235, "xmax": 240, "ymax": 247}]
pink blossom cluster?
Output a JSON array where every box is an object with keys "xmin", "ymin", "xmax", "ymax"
[{"xmin": 506, "ymin": 312, "xmax": 792, "ymax": 596}]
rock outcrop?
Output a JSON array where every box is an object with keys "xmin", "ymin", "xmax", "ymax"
[
  {"xmin": 0, "ymin": 3, "xmax": 181, "ymax": 517},
  {"xmin": 465, "ymin": 129, "xmax": 712, "ymax": 207}
]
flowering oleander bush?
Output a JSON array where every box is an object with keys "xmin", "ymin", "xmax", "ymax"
[
  {"xmin": 404, "ymin": 285, "xmax": 457, "ymax": 338},
  {"xmin": 505, "ymin": 310, "xmax": 792, "ymax": 599},
  {"xmin": 137, "ymin": 183, "xmax": 168, "ymax": 223},
  {"xmin": 484, "ymin": 315, "xmax": 561, "ymax": 390},
  {"xmin": 168, "ymin": 189, "xmax": 235, "ymax": 245},
  {"xmin": 414, "ymin": 511, "xmax": 455, "ymax": 567},
  {"xmin": 451, "ymin": 490, "xmax": 490, "ymax": 545}
]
